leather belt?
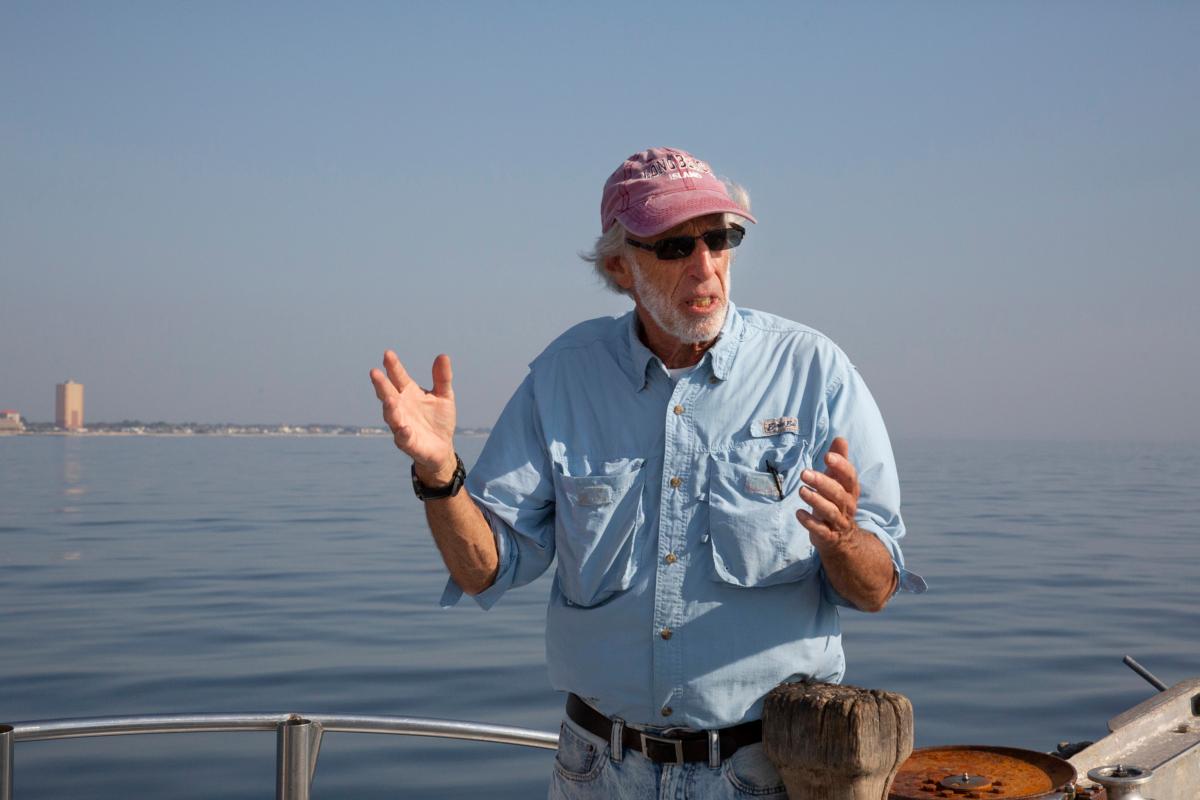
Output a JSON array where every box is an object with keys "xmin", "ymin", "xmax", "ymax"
[{"xmin": 565, "ymin": 693, "xmax": 762, "ymax": 765}]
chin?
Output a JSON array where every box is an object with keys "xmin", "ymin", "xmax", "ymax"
[{"xmin": 667, "ymin": 310, "xmax": 726, "ymax": 344}]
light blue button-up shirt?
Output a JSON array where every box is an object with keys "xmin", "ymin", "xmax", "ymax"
[{"xmin": 442, "ymin": 303, "xmax": 921, "ymax": 729}]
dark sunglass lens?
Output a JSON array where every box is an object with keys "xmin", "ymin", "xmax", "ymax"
[
  {"xmin": 655, "ymin": 237, "xmax": 696, "ymax": 260},
  {"xmin": 703, "ymin": 228, "xmax": 743, "ymax": 251}
]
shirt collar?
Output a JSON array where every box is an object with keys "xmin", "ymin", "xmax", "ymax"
[
  {"xmin": 621, "ymin": 302, "xmax": 743, "ymax": 392},
  {"xmin": 706, "ymin": 302, "xmax": 743, "ymax": 381}
]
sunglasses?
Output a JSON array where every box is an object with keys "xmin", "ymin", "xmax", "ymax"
[{"xmin": 626, "ymin": 224, "xmax": 745, "ymax": 261}]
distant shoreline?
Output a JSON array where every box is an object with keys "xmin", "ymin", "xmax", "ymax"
[{"xmin": 0, "ymin": 427, "xmax": 491, "ymax": 438}]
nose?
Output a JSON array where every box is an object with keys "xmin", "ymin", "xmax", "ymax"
[{"xmin": 682, "ymin": 237, "xmax": 719, "ymax": 279}]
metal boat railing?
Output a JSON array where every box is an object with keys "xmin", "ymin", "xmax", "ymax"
[{"xmin": 0, "ymin": 712, "xmax": 559, "ymax": 800}]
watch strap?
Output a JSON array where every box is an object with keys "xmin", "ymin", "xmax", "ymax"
[{"xmin": 411, "ymin": 454, "xmax": 466, "ymax": 501}]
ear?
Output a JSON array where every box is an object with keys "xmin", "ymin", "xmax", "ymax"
[{"xmin": 605, "ymin": 255, "xmax": 635, "ymax": 291}]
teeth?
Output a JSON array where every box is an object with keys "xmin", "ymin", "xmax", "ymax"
[{"xmin": 693, "ymin": 298, "xmax": 712, "ymax": 307}]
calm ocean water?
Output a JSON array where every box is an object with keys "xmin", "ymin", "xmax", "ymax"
[{"xmin": 1, "ymin": 435, "xmax": 1197, "ymax": 798}]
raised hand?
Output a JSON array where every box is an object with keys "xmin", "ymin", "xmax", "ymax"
[
  {"xmin": 370, "ymin": 351, "xmax": 498, "ymax": 592},
  {"xmin": 796, "ymin": 436, "xmax": 861, "ymax": 550},
  {"xmin": 369, "ymin": 351, "xmax": 457, "ymax": 478}
]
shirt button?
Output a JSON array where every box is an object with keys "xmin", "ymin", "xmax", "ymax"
[
  {"xmin": 661, "ymin": 706, "xmax": 673, "ymax": 717},
  {"xmin": 669, "ymin": 476, "xmax": 682, "ymax": 489},
  {"xmin": 673, "ymin": 404, "xmax": 684, "ymax": 415},
  {"xmin": 664, "ymin": 552, "xmax": 677, "ymax": 565},
  {"xmin": 660, "ymin": 627, "xmax": 672, "ymax": 640}
]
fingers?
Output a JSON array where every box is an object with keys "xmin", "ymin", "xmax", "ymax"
[
  {"xmin": 796, "ymin": 508, "xmax": 836, "ymax": 545},
  {"xmin": 821, "ymin": 452, "xmax": 860, "ymax": 498},
  {"xmin": 818, "ymin": 437, "xmax": 859, "ymax": 498},
  {"xmin": 799, "ymin": 482, "xmax": 854, "ymax": 533},
  {"xmin": 370, "ymin": 354, "xmax": 413, "ymax": 439},
  {"xmin": 369, "ymin": 368, "xmax": 395, "ymax": 403},
  {"xmin": 383, "ymin": 350, "xmax": 414, "ymax": 394},
  {"xmin": 369, "ymin": 368, "xmax": 411, "ymax": 435},
  {"xmin": 431, "ymin": 354, "xmax": 454, "ymax": 399},
  {"xmin": 797, "ymin": 438, "xmax": 858, "ymax": 544},
  {"xmin": 800, "ymin": 444, "xmax": 858, "ymax": 534},
  {"xmin": 800, "ymin": 469, "xmax": 854, "ymax": 513}
]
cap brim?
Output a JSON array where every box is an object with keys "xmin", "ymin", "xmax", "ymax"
[{"xmin": 617, "ymin": 189, "xmax": 757, "ymax": 238}]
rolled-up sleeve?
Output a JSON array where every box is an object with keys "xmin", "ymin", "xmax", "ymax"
[
  {"xmin": 439, "ymin": 374, "xmax": 557, "ymax": 610},
  {"xmin": 817, "ymin": 365, "xmax": 926, "ymax": 608}
]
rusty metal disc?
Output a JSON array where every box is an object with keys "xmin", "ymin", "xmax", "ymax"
[{"xmin": 889, "ymin": 745, "xmax": 1078, "ymax": 800}]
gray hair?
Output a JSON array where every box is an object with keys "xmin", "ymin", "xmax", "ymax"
[{"xmin": 580, "ymin": 180, "xmax": 752, "ymax": 295}]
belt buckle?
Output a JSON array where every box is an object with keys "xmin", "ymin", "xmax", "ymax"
[{"xmin": 639, "ymin": 730, "xmax": 685, "ymax": 765}]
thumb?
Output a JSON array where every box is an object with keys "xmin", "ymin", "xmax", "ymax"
[{"xmin": 431, "ymin": 354, "xmax": 454, "ymax": 398}]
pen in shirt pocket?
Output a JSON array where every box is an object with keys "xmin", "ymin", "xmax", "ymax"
[{"xmin": 765, "ymin": 461, "xmax": 785, "ymax": 500}]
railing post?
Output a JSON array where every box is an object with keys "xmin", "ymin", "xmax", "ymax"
[
  {"xmin": 1, "ymin": 724, "xmax": 14, "ymax": 800},
  {"xmin": 763, "ymin": 681, "xmax": 913, "ymax": 800},
  {"xmin": 275, "ymin": 717, "xmax": 323, "ymax": 800}
]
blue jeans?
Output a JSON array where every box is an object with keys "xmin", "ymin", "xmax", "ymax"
[{"xmin": 548, "ymin": 716, "xmax": 787, "ymax": 799}]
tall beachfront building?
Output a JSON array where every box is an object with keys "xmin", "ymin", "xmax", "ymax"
[{"xmin": 56, "ymin": 380, "xmax": 85, "ymax": 430}]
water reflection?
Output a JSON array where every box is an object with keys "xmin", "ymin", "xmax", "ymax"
[{"xmin": 59, "ymin": 436, "xmax": 85, "ymax": 512}]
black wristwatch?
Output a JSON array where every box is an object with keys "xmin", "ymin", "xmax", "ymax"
[{"xmin": 411, "ymin": 454, "xmax": 466, "ymax": 501}]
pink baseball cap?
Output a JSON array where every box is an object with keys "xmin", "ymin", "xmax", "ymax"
[{"xmin": 600, "ymin": 147, "xmax": 756, "ymax": 237}]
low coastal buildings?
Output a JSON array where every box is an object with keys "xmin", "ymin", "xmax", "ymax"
[{"xmin": 0, "ymin": 409, "xmax": 24, "ymax": 434}]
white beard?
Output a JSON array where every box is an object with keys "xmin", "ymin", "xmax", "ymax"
[{"xmin": 630, "ymin": 261, "xmax": 730, "ymax": 345}]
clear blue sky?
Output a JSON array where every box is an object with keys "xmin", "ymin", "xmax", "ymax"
[{"xmin": 2, "ymin": 1, "xmax": 1197, "ymax": 440}]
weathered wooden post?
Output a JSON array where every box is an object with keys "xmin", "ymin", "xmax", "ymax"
[{"xmin": 763, "ymin": 681, "xmax": 913, "ymax": 800}]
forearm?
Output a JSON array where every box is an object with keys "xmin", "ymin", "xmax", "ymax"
[
  {"xmin": 813, "ymin": 526, "xmax": 898, "ymax": 613},
  {"xmin": 415, "ymin": 463, "xmax": 499, "ymax": 595}
]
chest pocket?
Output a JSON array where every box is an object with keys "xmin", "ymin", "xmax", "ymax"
[
  {"xmin": 707, "ymin": 440, "xmax": 817, "ymax": 587},
  {"xmin": 554, "ymin": 458, "xmax": 645, "ymax": 607}
]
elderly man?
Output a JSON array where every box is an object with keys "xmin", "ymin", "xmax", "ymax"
[{"xmin": 370, "ymin": 147, "xmax": 922, "ymax": 799}]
